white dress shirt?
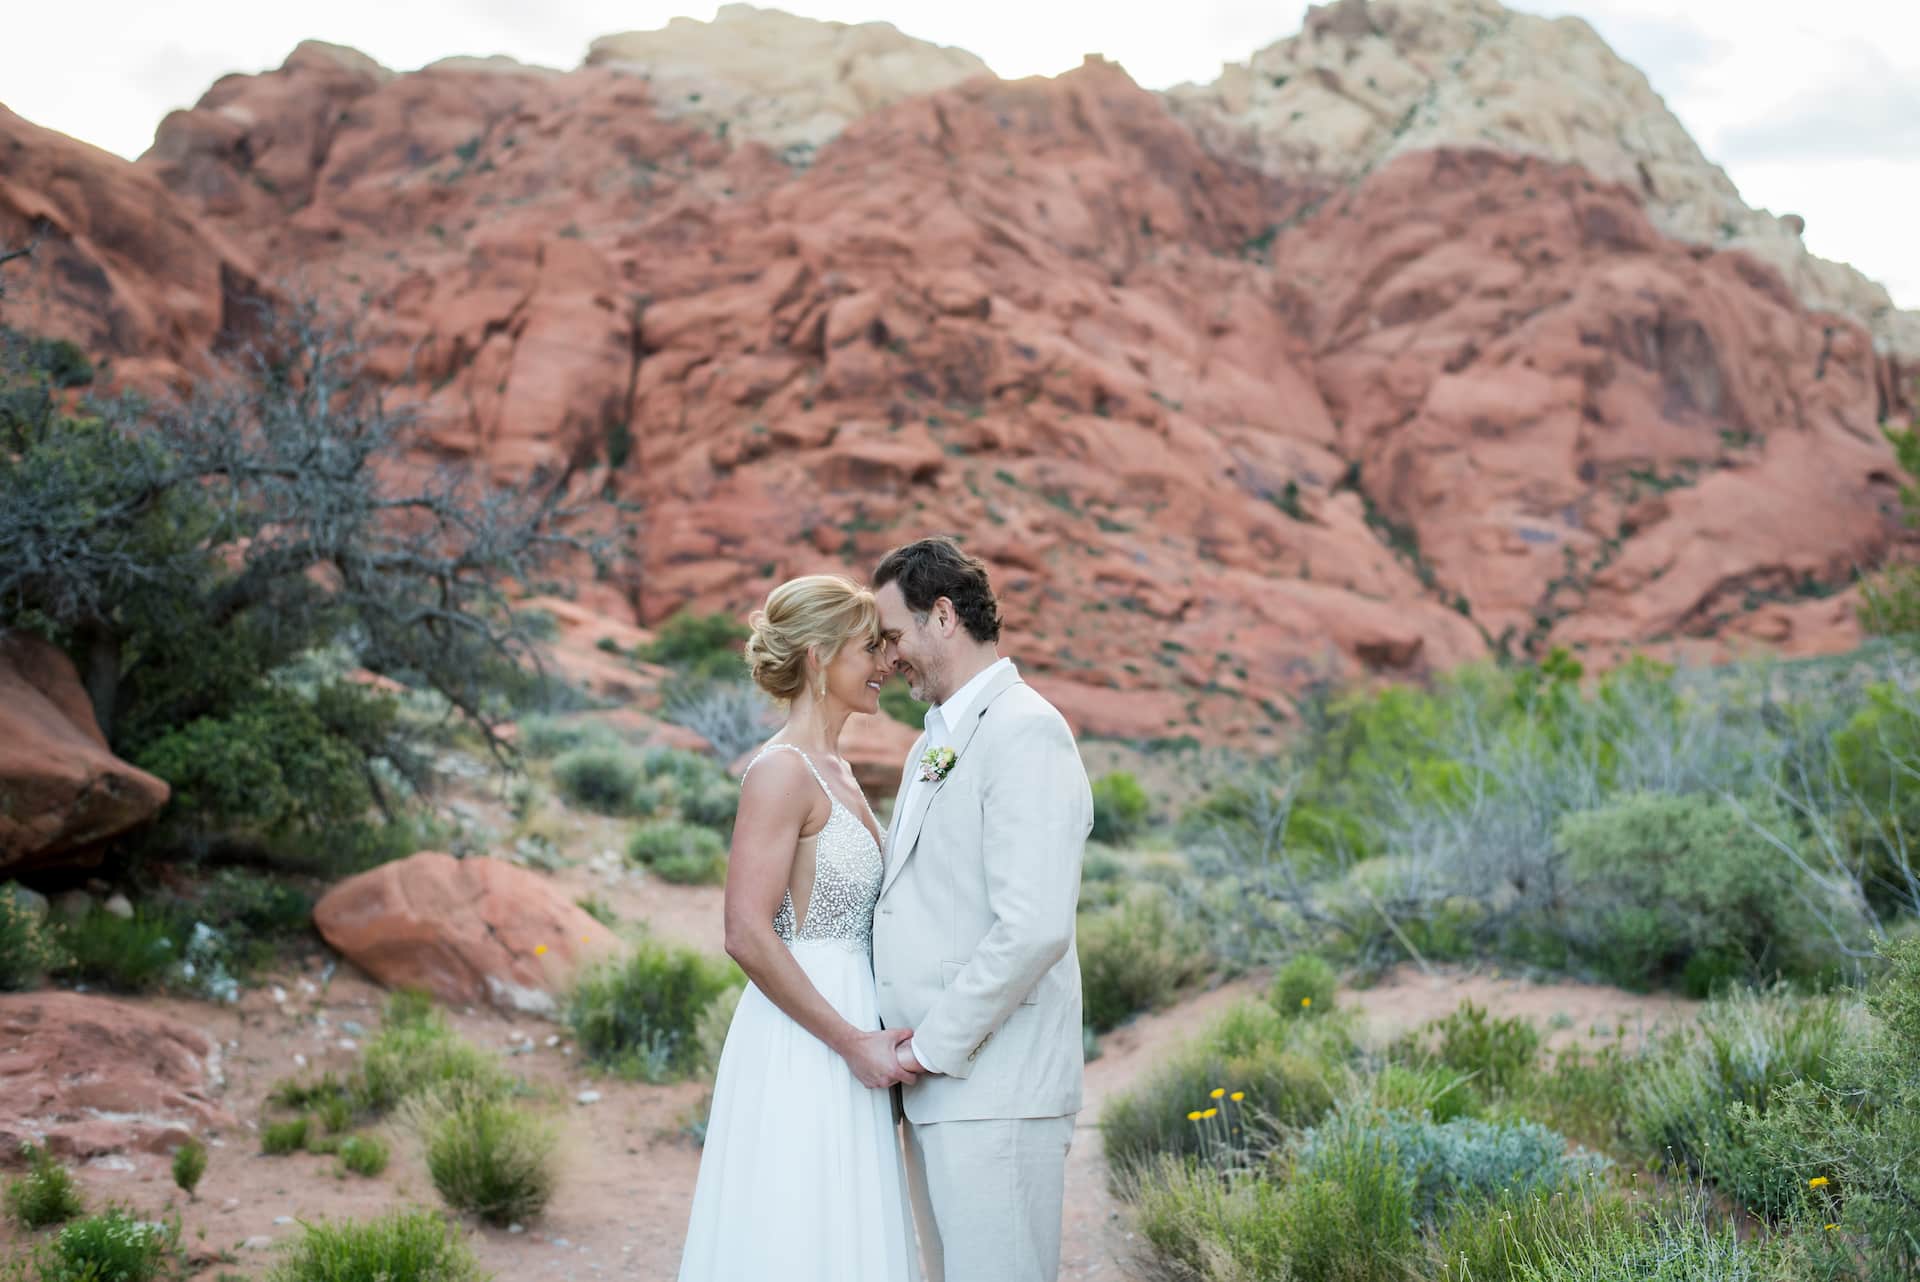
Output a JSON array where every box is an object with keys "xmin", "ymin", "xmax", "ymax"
[{"xmin": 901, "ymin": 656, "xmax": 1014, "ymax": 1076}]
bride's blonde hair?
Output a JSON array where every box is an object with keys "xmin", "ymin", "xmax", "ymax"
[{"xmin": 744, "ymin": 575, "xmax": 881, "ymax": 701}]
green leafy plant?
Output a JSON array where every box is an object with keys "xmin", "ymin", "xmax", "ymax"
[
  {"xmin": 567, "ymin": 941, "xmax": 737, "ymax": 1081},
  {"xmin": 5, "ymin": 1144, "xmax": 85, "ymax": 1229},
  {"xmin": 641, "ymin": 611, "xmax": 750, "ymax": 678},
  {"xmin": 407, "ymin": 1087, "xmax": 558, "ymax": 1226},
  {"xmin": 0, "ymin": 888, "xmax": 63, "ymax": 991},
  {"xmin": 552, "ymin": 747, "xmax": 646, "ymax": 814},
  {"xmin": 1078, "ymin": 890, "xmax": 1211, "ymax": 1033},
  {"xmin": 626, "ymin": 819, "xmax": 728, "ymax": 885},
  {"xmin": 262, "ymin": 1118, "xmax": 312, "ymax": 1155},
  {"xmin": 337, "ymin": 1134, "xmax": 391, "ymax": 1178},
  {"xmin": 265, "ymin": 1207, "xmax": 484, "ymax": 1282},
  {"xmin": 36, "ymin": 1207, "xmax": 173, "ymax": 1282},
  {"xmin": 1090, "ymin": 771, "xmax": 1151, "ymax": 846},
  {"xmin": 1270, "ymin": 953, "xmax": 1337, "ymax": 1017},
  {"xmin": 171, "ymin": 1138, "xmax": 207, "ymax": 1198}
]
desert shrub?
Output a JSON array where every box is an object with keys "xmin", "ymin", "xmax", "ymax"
[
  {"xmin": 0, "ymin": 888, "xmax": 63, "ymax": 991},
  {"xmin": 336, "ymin": 1134, "xmax": 391, "ymax": 1178},
  {"xmin": 1270, "ymin": 953, "xmax": 1337, "ymax": 1016},
  {"xmin": 171, "ymin": 1138, "xmax": 207, "ymax": 1197},
  {"xmin": 52, "ymin": 905, "xmax": 183, "ymax": 992},
  {"xmin": 270, "ymin": 1071, "xmax": 354, "ymax": 1111},
  {"xmin": 196, "ymin": 867, "xmax": 314, "ymax": 943},
  {"xmin": 1828, "ymin": 682, "xmax": 1920, "ymax": 916},
  {"xmin": 575, "ymin": 893, "xmax": 619, "ymax": 928},
  {"xmin": 265, "ymin": 1207, "xmax": 484, "ymax": 1282},
  {"xmin": 567, "ymin": 940, "xmax": 736, "ymax": 1081},
  {"xmin": 1504, "ymin": 1042, "xmax": 1636, "ymax": 1152},
  {"xmin": 1077, "ymin": 890, "xmax": 1211, "ymax": 1032},
  {"xmin": 408, "ymin": 1086, "xmax": 557, "ymax": 1226},
  {"xmin": 1366, "ymin": 1062, "xmax": 1484, "ymax": 1124},
  {"xmin": 691, "ymin": 984, "xmax": 746, "ymax": 1080},
  {"xmin": 1280, "ymin": 1108, "xmax": 1423, "ymax": 1281},
  {"xmin": 1511, "ymin": 1198, "xmax": 1782, "ymax": 1282},
  {"xmin": 1299, "ymin": 1108, "xmax": 1603, "ymax": 1219},
  {"xmin": 5, "ymin": 1144, "xmax": 85, "ymax": 1229},
  {"xmin": 675, "ymin": 775, "xmax": 740, "ymax": 831},
  {"xmin": 1102, "ymin": 1002, "xmax": 1347, "ymax": 1174},
  {"xmin": 552, "ymin": 746, "xmax": 645, "ymax": 814},
  {"xmin": 658, "ymin": 676, "xmax": 772, "ymax": 762},
  {"xmin": 262, "ymin": 1117, "xmax": 312, "ymax": 1155},
  {"xmin": 1425, "ymin": 1000, "xmax": 1541, "ymax": 1096},
  {"xmin": 35, "ymin": 1207, "xmax": 173, "ymax": 1282},
  {"xmin": 1629, "ymin": 985, "xmax": 1865, "ymax": 1218},
  {"xmin": 626, "ymin": 820, "xmax": 728, "ymax": 885},
  {"xmin": 515, "ymin": 713, "xmax": 619, "ymax": 759},
  {"xmin": 1434, "ymin": 1181, "xmax": 1634, "ymax": 1282},
  {"xmin": 356, "ymin": 1010, "xmax": 509, "ymax": 1114},
  {"xmin": 1738, "ymin": 934, "xmax": 1920, "ymax": 1279},
  {"xmin": 1089, "ymin": 771, "xmax": 1150, "ymax": 846},
  {"xmin": 1126, "ymin": 1157, "xmax": 1295, "ymax": 1281},
  {"xmin": 879, "ymin": 682, "xmax": 928, "ymax": 727},
  {"xmin": 641, "ymin": 610, "xmax": 749, "ymax": 678},
  {"xmin": 1556, "ymin": 791, "xmax": 1853, "ymax": 994}
]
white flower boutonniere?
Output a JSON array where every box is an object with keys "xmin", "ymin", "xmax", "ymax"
[{"xmin": 918, "ymin": 745, "xmax": 958, "ymax": 784}]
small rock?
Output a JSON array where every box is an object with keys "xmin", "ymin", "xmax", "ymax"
[
  {"xmin": 272, "ymin": 986, "xmax": 288, "ymax": 1004},
  {"xmin": 545, "ymin": 1034, "xmax": 561, "ymax": 1047},
  {"xmin": 293, "ymin": 1053, "xmax": 308, "ymax": 1068},
  {"xmin": 274, "ymin": 1216, "xmax": 294, "ymax": 1225},
  {"xmin": 338, "ymin": 1039, "xmax": 357, "ymax": 1051},
  {"xmin": 103, "ymin": 892, "xmax": 134, "ymax": 919},
  {"xmin": 553, "ymin": 1237, "xmax": 571, "ymax": 1248},
  {"xmin": 576, "ymin": 1090, "xmax": 601, "ymax": 1105},
  {"xmin": 342, "ymin": 1019, "xmax": 366, "ymax": 1036},
  {"xmin": 245, "ymin": 1236, "xmax": 274, "ymax": 1250},
  {"xmin": 508, "ymin": 1223, "xmax": 526, "ymax": 1235},
  {"xmin": 222, "ymin": 1198, "xmax": 240, "ymax": 1211}
]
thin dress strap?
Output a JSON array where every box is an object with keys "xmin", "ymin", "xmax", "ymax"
[{"xmin": 741, "ymin": 742, "xmax": 831, "ymax": 800}]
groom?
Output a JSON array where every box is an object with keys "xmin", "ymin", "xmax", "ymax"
[{"xmin": 870, "ymin": 537, "xmax": 1093, "ymax": 1282}]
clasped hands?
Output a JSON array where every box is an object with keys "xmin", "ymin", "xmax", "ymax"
[{"xmin": 843, "ymin": 1026, "xmax": 933, "ymax": 1089}]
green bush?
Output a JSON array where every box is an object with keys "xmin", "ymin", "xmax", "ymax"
[
  {"xmin": 1738, "ymin": 935, "xmax": 1920, "ymax": 1279},
  {"xmin": 337, "ymin": 1134, "xmax": 391, "ymax": 1178},
  {"xmin": 1428, "ymin": 1000, "xmax": 1541, "ymax": 1096},
  {"xmin": 1077, "ymin": 890, "xmax": 1210, "ymax": 1033},
  {"xmin": 1367, "ymin": 1062, "xmax": 1483, "ymax": 1124},
  {"xmin": 265, "ymin": 1207, "xmax": 484, "ymax": 1282},
  {"xmin": 1282, "ymin": 1109, "xmax": 1423, "ymax": 1281},
  {"xmin": 53, "ymin": 906, "xmax": 182, "ymax": 992},
  {"xmin": 641, "ymin": 611, "xmax": 749, "ymax": 678},
  {"xmin": 1271, "ymin": 953, "xmax": 1338, "ymax": 1016},
  {"xmin": 1628, "ymin": 985, "xmax": 1864, "ymax": 1217},
  {"xmin": 1511, "ymin": 1199, "xmax": 1781, "ymax": 1281},
  {"xmin": 879, "ymin": 682, "xmax": 928, "ymax": 728},
  {"xmin": 1556, "ymin": 791, "xmax": 1852, "ymax": 994},
  {"xmin": 567, "ymin": 941, "xmax": 737, "ymax": 1081},
  {"xmin": 516, "ymin": 714, "xmax": 619, "ymax": 759},
  {"xmin": 5, "ymin": 1144, "xmax": 85, "ymax": 1229},
  {"xmin": 37, "ymin": 1207, "xmax": 172, "ymax": 1282},
  {"xmin": 0, "ymin": 888, "xmax": 63, "ymax": 991},
  {"xmin": 262, "ymin": 1117, "xmax": 311, "ymax": 1155},
  {"xmin": 171, "ymin": 1138, "xmax": 207, "ymax": 1197},
  {"xmin": 1434, "ymin": 1181, "xmax": 1634, "ymax": 1282},
  {"xmin": 552, "ymin": 746, "xmax": 645, "ymax": 814},
  {"xmin": 1127, "ymin": 1156, "xmax": 1295, "ymax": 1281},
  {"xmin": 1102, "ymin": 1002, "xmax": 1346, "ymax": 1174},
  {"xmin": 356, "ymin": 1010, "xmax": 509, "ymax": 1114},
  {"xmin": 196, "ymin": 868, "xmax": 313, "ymax": 943},
  {"xmin": 575, "ymin": 893, "xmax": 619, "ymax": 928},
  {"xmin": 410, "ymin": 1087, "xmax": 557, "ymax": 1226},
  {"xmin": 1504, "ymin": 1042, "xmax": 1635, "ymax": 1152},
  {"xmin": 1089, "ymin": 771, "xmax": 1150, "ymax": 846},
  {"xmin": 1299, "ymin": 1108, "xmax": 1602, "ymax": 1219},
  {"xmin": 626, "ymin": 820, "xmax": 728, "ymax": 885},
  {"xmin": 676, "ymin": 775, "xmax": 740, "ymax": 831}
]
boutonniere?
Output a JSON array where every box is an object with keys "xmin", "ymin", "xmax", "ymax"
[{"xmin": 918, "ymin": 745, "xmax": 958, "ymax": 784}]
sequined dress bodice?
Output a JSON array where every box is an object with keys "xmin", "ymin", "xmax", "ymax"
[{"xmin": 744, "ymin": 744, "xmax": 885, "ymax": 954}]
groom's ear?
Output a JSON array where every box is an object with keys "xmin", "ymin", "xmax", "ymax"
[{"xmin": 933, "ymin": 597, "xmax": 960, "ymax": 638}]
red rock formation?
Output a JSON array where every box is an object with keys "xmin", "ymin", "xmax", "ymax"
[
  {"xmin": 312, "ymin": 852, "xmax": 622, "ymax": 1013},
  {"xmin": 0, "ymin": 634, "xmax": 170, "ymax": 873},
  {"xmin": 0, "ymin": 991, "xmax": 235, "ymax": 1159},
  {"xmin": 1, "ymin": 39, "xmax": 1907, "ymax": 745}
]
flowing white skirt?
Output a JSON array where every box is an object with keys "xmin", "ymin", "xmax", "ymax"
[{"xmin": 678, "ymin": 939, "xmax": 921, "ymax": 1282}]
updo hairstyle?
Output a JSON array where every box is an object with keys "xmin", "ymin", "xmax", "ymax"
[{"xmin": 744, "ymin": 575, "xmax": 881, "ymax": 701}]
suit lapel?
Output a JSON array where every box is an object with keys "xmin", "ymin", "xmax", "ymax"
[{"xmin": 880, "ymin": 666, "xmax": 1023, "ymax": 898}]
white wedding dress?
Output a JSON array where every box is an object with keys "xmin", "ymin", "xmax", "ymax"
[{"xmin": 677, "ymin": 743, "xmax": 922, "ymax": 1282}]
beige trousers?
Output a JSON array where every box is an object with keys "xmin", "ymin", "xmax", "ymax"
[{"xmin": 900, "ymin": 1113, "xmax": 1076, "ymax": 1282}]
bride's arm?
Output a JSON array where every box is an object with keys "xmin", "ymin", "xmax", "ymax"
[{"xmin": 722, "ymin": 753, "xmax": 915, "ymax": 1089}]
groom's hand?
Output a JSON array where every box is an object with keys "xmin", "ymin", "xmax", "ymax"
[
  {"xmin": 844, "ymin": 1027, "xmax": 918, "ymax": 1089},
  {"xmin": 894, "ymin": 1041, "xmax": 926, "ymax": 1076}
]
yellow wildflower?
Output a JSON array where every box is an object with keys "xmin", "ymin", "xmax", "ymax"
[
  {"xmin": 1824, "ymin": 1224, "xmax": 1838, "ymax": 1232},
  {"xmin": 1201, "ymin": 1108, "xmax": 1218, "ymax": 1119},
  {"xmin": 1808, "ymin": 1177, "xmax": 1829, "ymax": 1189},
  {"xmin": 1210, "ymin": 1088, "xmax": 1226, "ymax": 1100},
  {"xmin": 534, "ymin": 944, "xmax": 549, "ymax": 956},
  {"xmin": 1186, "ymin": 1111, "xmax": 1203, "ymax": 1122},
  {"xmin": 1230, "ymin": 1091, "xmax": 1246, "ymax": 1102},
  {"xmin": 1301, "ymin": 997, "xmax": 1312, "ymax": 1008}
]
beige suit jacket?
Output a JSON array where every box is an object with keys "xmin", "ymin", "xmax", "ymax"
[{"xmin": 872, "ymin": 664, "xmax": 1092, "ymax": 1124}]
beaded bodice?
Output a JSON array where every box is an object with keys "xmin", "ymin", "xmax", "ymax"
[{"xmin": 743, "ymin": 744, "xmax": 884, "ymax": 954}]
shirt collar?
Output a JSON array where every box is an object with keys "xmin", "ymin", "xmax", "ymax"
[{"xmin": 925, "ymin": 657, "xmax": 1014, "ymax": 735}]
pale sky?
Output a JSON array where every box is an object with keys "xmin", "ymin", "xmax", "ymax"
[{"xmin": 3, "ymin": 1, "xmax": 1916, "ymax": 306}]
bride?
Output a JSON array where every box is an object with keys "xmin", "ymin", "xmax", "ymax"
[{"xmin": 677, "ymin": 574, "xmax": 922, "ymax": 1281}]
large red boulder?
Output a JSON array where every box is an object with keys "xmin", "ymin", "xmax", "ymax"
[
  {"xmin": 0, "ymin": 992, "xmax": 235, "ymax": 1160},
  {"xmin": 0, "ymin": 634, "xmax": 170, "ymax": 873},
  {"xmin": 313, "ymin": 853, "xmax": 622, "ymax": 1014}
]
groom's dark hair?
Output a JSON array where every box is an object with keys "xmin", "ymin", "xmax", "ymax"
[{"xmin": 873, "ymin": 537, "xmax": 1002, "ymax": 644}]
